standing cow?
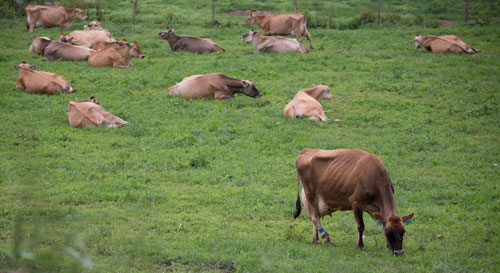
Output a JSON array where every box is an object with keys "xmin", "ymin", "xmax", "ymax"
[
  {"xmin": 25, "ymin": 5, "xmax": 88, "ymax": 39},
  {"xmin": 294, "ymin": 149, "xmax": 414, "ymax": 255},
  {"xmin": 244, "ymin": 12, "xmax": 313, "ymax": 49}
]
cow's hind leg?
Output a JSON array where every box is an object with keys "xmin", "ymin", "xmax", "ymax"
[
  {"xmin": 353, "ymin": 207, "xmax": 365, "ymax": 250},
  {"xmin": 310, "ymin": 214, "xmax": 331, "ymax": 244},
  {"xmin": 304, "ymin": 29, "xmax": 313, "ymax": 49}
]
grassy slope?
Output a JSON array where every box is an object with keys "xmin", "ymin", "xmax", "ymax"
[{"xmin": 1, "ymin": 0, "xmax": 500, "ymax": 272}]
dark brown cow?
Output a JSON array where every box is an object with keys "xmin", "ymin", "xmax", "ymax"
[
  {"xmin": 157, "ymin": 27, "xmax": 225, "ymax": 53},
  {"xmin": 293, "ymin": 149, "xmax": 414, "ymax": 255},
  {"xmin": 244, "ymin": 12, "xmax": 313, "ymax": 48},
  {"xmin": 25, "ymin": 5, "xmax": 88, "ymax": 39}
]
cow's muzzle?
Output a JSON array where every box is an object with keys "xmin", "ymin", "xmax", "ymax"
[
  {"xmin": 140, "ymin": 55, "xmax": 145, "ymax": 59},
  {"xmin": 83, "ymin": 16, "xmax": 89, "ymax": 20},
  {"xmin": 393, "ymin": 249, "xmax": 404, "ymax": 256}
]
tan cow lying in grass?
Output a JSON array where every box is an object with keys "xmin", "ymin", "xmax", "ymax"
[
  {"xmin": 88, "ymin": 41, "xmax": 144, "ymax": 68},
  {"xmin": 30, "ymin": 36, "xmax": 95, "ymax": 61},
  {"xmin": 91, "ymin": 39, "xmax": 127, "ymax": 51},
  {"xmin": 83, "ymin": 19, "xmax": 102, "ymax": 30},
  {"xmin": 60, "ymin": 29, "xmax": 115, "ymax": 48},
  {"xmin": 244, "ymin": 12, "xmax": 313, "ymax": 48},
  {"xmin": 157, "ymin": 27, "xmax": 225, "ymax": 53},
  {"xmin": 68, "ymin": 97, "xmax": 128, "ymax": 128},
  {"xmin": 284, "ymin": 83, "xmax": 333, "ymax": 121},
  {"xmin": 169, "ymin": 73, "xmax": 261, "ymax": 99},
  {"xmin": 413, "ymin": 35, "xmax": 479, "ymax": 54},
  {"xmin": 241, "ymin": 30, "xmax": 308, "ymax": 54},
  {"xmin": 14, "ymin": 62, "xmax": 76, "ymax": 95},
  {"xmin": 25, "ymin": 4, "xmax": 88, "ymax": 39}
]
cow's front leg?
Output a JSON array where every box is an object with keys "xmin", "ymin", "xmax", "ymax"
[
  {"xmin": 353, "ymin": 207, "xmax": 365, "ymax": 250},
  {"xmin": 59, "ymin": 25, "xmax": 65, "ymax": 36},
  {"xmin": 214, "ymin": 91, "xmax": 231, "ymax": 99}
]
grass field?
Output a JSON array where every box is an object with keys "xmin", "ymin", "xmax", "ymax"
[{"xmin": 1, "ymin": 0, "xmax": 500, "ymax": 272}]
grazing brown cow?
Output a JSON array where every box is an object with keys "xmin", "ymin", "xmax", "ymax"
[
  {"xmin": 244, "ymin": 12, "xmax": 313, "ymax": 49},
  {"xmin": 169, "ymin": 73, "xmax": 261, "ymax": 99},
  {"xmin": 14, "ymin": 62, "xmax": 76, "ymax": 95},
  {"xmin": 91, "ymin": 39, "xmax": 127, "ymax": 51},
  {"xmin": 88, "ymin": 41, "xmax": 144, "ymax": 68},
  {"xmin": 83, "ymin": 19, "xmax": 102, "ymax": 30},
  {"xmin": 157, "ymin": 27, "xmax": 225, "ymax": 53},
  {"xmin": 60, "ymin": 29, "xmax": 115, "ymax": 48},
  {"xmin": 25, "ymin": 5, "xmax": 88, "ymax": 39},
  {"xmin": 413, "ymin": 35, "xmax": 479, "ymax": 54},
  {"xmin": 284, "ymin": 83, "xmax": 332, "ymax": 121},
  {"xmin": 68, "ymin": 98, "xmax": 128, "ymax": 128},
  {"xmin": 293, "ymin": 149, "xmax": 414, "ymax": 255},
  {"xmin": 241, "ymin": 30, "xmax": 308, "ymax": 54},
  {"xmin": 29, "ymin": 37, "xmax": 95, "ymax": 61}
]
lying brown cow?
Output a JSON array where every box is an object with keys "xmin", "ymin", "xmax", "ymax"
[
  {"xmin": 68, "ymin": 97, "xmax": 128, "ymax": 128},
  {"xmin": 83, "ymin": 19, "xmax": 102, "ymax": 30},
  {"xmin": 241, "ymin": 30, "xmax": 308, "ymax": 54},
  {"xmin": 169, "ymin": 73, "xmax": 261, "ymax": 99},
  {"xmin": 61, "ymin": 29, "xmax": 115, "ymax": 48},
  {"xmin": 30, "ymin": 37, "xmax": 95, "ymax": 61},
  {"xmin": 88, "ymin": 41, "xmax": 144, "ymax": 68},
  {"xmin": 294, "ymin": 148, "xmax": 414, "ymax": 255},
  {"xmin": 157, "ymin": 27, "xmax": 225, "ymax": 53},
  {"xmin": 413, "ymin": 35, "xmax": 479, "ymax": 54},
  {"xmin": 91, "ymin": 39, "xmax": 127, "ymax": 51},
  {"xmin": 14, "ymin": 61, "xmax": 76, "ymax": 95},
  {"xmin": 25, "ymin": 5, "xmax": 88, "ymax": 40},
  {"xmin": 245, "ymin": 12, "xmax": 313, "ymax": 49},
  {"xmin": 284, "ymin": 83, "xmax": 332, "ymax": 121}
]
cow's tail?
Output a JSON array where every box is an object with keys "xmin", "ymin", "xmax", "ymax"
[{"xmin": 293, "ymin": 170, "xmax": 302, "ymax": 219}]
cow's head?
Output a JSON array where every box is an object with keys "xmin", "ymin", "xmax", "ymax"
[
  {"xmin": 14, "ymin": 61, "xmax": 36, "ymax": 71},
  {"xmin": 374, "ymin": 213, "xmax": 414, "ymax": 256},
  {"xmin": 413, "ymin": 35, "xmax": 423, "ymax": 49},
  {"xmin": 60, "ymin": 35, "xmax": 74, "ymax": 44},
  {"xmin": 311, "ymin": 83, "xmax": 332, "ymax": 100},
  {"xmin": 74, "ymin": 8, "xmax": 88, "ymax": 20},
  {"xmin": 127, "ymin": 42, "xmax": 145, "ymax": 59},
  {"xmin": 240, "ymin": 79, "xmax": 261, "ymax": 98},
  {"xmin": 80, "ymin": 96, "xmax": 100, "ymax": 105},
  {"xmin": 29, "ymin": 37, "xmax": 52, "ymax": 55},
  {"xmin": 157, "ymin": 27, "xmax": 175, "ymax": 39},
  {"xmin": 85, "ymin": 19, "xmax": 102, "ymax": 30},
  {"xmin": 240, "ymin": 30, "xmax": 259, "ymax": 42},
  {"xmin": 244, "ymin": 12, "xmax": 256, "ymax": 26}
]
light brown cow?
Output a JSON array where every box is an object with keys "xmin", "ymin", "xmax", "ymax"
[
  {"xmin": 88, "ymin": 41, "xmax": 144, "ymax": 68},
  {"xmin": 29, "ymin": 37, "xmax": 95, "ymax": 61},
  {"xmin": 413, "ymin": 35, "xmax": 479, "ymax": 54},
  {"xmin": 244, "ymin": 12, "xmax": 313, "ymax": 48},
  {"xmin": 284, "ymin": 83, "xmax": 332, "ymax": 121},
  {"xmin": 14, "ymin": 62, "xmax": 76, "ymax": 95},
  {"xmin": 293, "ymin": 148, "xmax": 414, "ymax": 255},
  {"xmin": 169, "ymin": 73, "xmax": 261, "ymax": 99},
  {"xmin": 25, "ymin": 5, "xmax": 88, "ymax": 40},
  {"xmin": 68, "ymin": 98, "xmax": 128, "ymax": 128},
  {"xmin": 91, "ymin": 39, "xmax": 127, "ymax": 51},
  {"xmin": 83, "ymin": 19, "xmax": 102, "ymax": 30},
  {"xmin": 241, "ymin": 29, "xmax": 308, "ymax": 54},
  {"xmin": 60, "ymin": 29, "xmax": 115, "ymax": 48},
  {"xmin": 157, "ymin": 27, "xmax": 225, "ymax": 53}
]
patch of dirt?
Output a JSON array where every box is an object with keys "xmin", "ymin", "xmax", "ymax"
[
  {"xmin": 223, "ymin": 10, "xmax": 269, "ymax": 16},
  {"xmin": 202, "ymin": 263, "xmax": 235, "ymax": 273},
  {"xmin": 441, "ymin": 19, "xmax": 452, "ymax": 27}
]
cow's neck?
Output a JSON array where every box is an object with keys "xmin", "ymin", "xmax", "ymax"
[
  {"xmin": 167, "ymin": 34, "xmax": 180, "ymax": 46},
  {"xmin": 224, "ymin": 77, "xmax": 245, "ymax": 94},
  {"xmin": 253, "ymin": 14, "xmax": 267, "ymax": 27},
  {"xmin": 252, "ymin": 35, "xmax": 266, "ymax": 48},
  {"xmin": 64, "ymin": 8, "xmax": 75, "ymax": 20},
  {"xmin": 301, "ymin": 87, "xmax": 323, "ymax": 100},
  {"xmin": 378, "ymin": 182, "xmax": 398, "ymax": 220}
]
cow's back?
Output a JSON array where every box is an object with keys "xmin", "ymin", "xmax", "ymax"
[
  {"xmin": 169, "ymin": 73, "xmax": 224, "ymax": 99},
  {"xmin": 265, "ymin": 13, "xmax": 305, "ymax": 35},
  {"xmin": 26, "ymin": 5, "xmax": 65, "ymax": 27},
  {"xmin": 284, "ymin": 91, "xmax": 324, "ymax": 119}
]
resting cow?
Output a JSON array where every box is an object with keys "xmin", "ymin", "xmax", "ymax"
[
  {"xmin": 169, "ymin": 73, "xmax": 261, "ymax": 99},
  {"xmin": 284, "ymin": 83, "xmax": 332, "ymax": 121},
  {"xmin": 29, "ymin": 36, "xmax": 95, "ymax": 61},
  {"xmin": 241, "ymin": 30, "xmax": 308, "ymax": 54},
  {"xmin": 25, "ymin": 5, "xmax": 88, "ymax": 39},
  {"xmin": 293, "ymin": 148, "xmax": 414, "ymax": 255},
  {"xmin": 68, "ymin": 97, "xmax": 128, "ymax": 128},
  {"xmin": 83, "ymin": 19, "xmax": 102, "ymax": 30},
  {"xmin": 413, "ymin": 35, "xmax": 479, "ymax": 54},
  {"xmin": 91, "ymin": 39, "xmax": 127, "ymax": 51},
  {"xmin": 244, "ymin": 12, "xmax": 313, "ymax": 48},
  {"xmin": 60, "ymin": 29, "xmax": 115, "ymax": 48},
  {"xmin": 14, "ymin": 62, "xmax": 76, "ymax": 95},
  {"xmin": 157, "ymin": 27, "xmax": 225, "ymax": 53},
  {"xmin": 88, "ymin": 41, "xmax": 144, "ymax": 68}
]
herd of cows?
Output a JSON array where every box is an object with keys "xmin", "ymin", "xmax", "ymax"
[{"xmin": 12, "ymin": 4, "xmax": 482, "ymax": 256}]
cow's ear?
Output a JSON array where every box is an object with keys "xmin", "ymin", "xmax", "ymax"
[
  {"xmin": 321, "ymin": 82, "xmax": 326, "ymax": 85},
  {"xmin": 402, "ymin": 213, "xmax": 414, "ymax": 225},
  {"xmin": 31, "ymin": 65, "xmax": 36, "ymax": 70},
  {"xmin": 373, "ymin": 213, "xmax": 384, "ymax": 225}
]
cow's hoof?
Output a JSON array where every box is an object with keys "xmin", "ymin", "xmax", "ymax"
[
  {"xmin": 312, "ymin": 240, "xmax": 321, "ymax": 245},
  {"xmin": 357, "ymin": 245, "xmax": 365, "ymax": 250}
]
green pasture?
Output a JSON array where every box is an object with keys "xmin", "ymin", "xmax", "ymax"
[{"xmin": 1, "ymin": 0, "xmax": 500, "ymax": 272}]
